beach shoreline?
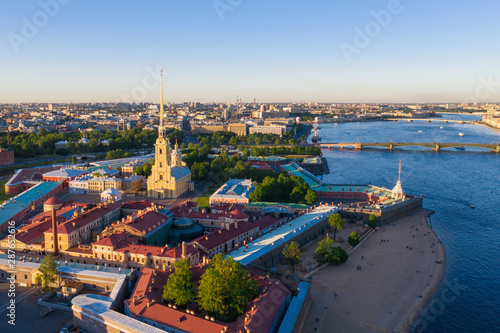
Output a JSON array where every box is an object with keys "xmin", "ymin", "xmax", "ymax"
[{"xmin": 302, "ymin": 209, "xmax": 446, "ymax": 333}]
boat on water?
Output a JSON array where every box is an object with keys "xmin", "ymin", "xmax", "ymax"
[
  {"xmin": 418, "ymin": 130, "xmax": 424, "ymax": 133},
  {"xmin": 455, "ymin": 147, "xmax": 465, "ymax": 151},
  {"xmin": 440, "ymin": 126, "xmax": 444, "ymax": 129},
  {"xmin": 459, "ymin": 133, "xmax": 465, "ymax": 136},
  {"xmin": 470, "ymin": 204, "xmax": 475, "ymax": 209}
]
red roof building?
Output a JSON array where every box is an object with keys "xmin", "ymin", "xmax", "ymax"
[
  {"xmin": 171, "ymin": 201, "xmax": 249, "ymax": 230},
  {"xmin": 124, "ymin": 267, "xmax": 292, "ymax": 333},
  {"xmin": 92, "ymin": 232, "xmax": 200, "ymax": 270},
  {"xmin": 43, "ymin": 202, "xmax": 122, "ymax": 253},
  {"xmin": 193, "ymin": 221, "xmax": 260, "ymax": 258}
]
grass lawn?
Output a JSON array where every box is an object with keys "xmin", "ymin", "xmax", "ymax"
[
  {"xmin": 0, "ymin": 179, "xmax": 14, "ymax": 202},
  {"xmin": 194, "ymin": 189, "xmax": 214, "ymax": 208}
]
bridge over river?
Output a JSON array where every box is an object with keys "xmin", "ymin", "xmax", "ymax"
[
  {"xmin": 310, "ymin": 142, "xmax": 500, "ymax": 152},
  {"xmin": 385, "ymin": 118, "xmax": 474, "ymax": 124}
]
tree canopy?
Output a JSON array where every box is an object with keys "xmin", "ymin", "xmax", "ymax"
[
  {"xmin": 0, "ymin": 127, "xmax": 183, "ymax": 159},
  {"xmin": 368, "ymin": 214, "xmax": 377, "ymax": 229},
  {"xmin": 282, "ymin": 241, "xmax": 303, "ymax": 273},
  {"xmin": 328, "ymin": 213, "xmax": 346, "ymax": 241},
  {"xmin": 250, "ymin": 172, "xmax": 318, "ymax": 204},
  {"xmin": 348, "ymin": 231, "xmax": 360, "ymax": 247},
  {"xmin": 197, "ymin": 254, "xmax": 258, "ymax": 322},
  {"xmin": 163, "ymin": 259, "xmax": 194, "ymax": 307},
  {"xmin": 314, "ymin": 238, "xmax": 349, "ymax": 265},
  {"xmin": 36, "ymin": 255, "xmax": 59, "ymax": 287}
]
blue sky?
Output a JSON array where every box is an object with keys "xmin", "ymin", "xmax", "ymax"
[{"xmin": 1, "ymin": 0, "xmax": 499, "ymax": 104}]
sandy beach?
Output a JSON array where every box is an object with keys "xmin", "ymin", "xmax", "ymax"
[{"xmin": 303, "ymin": 210, "xmax": 446, "ymax": 333}]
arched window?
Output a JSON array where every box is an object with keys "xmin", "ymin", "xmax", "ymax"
[
  {"xmin": 159, "ymin": 149, "xmax": 162, "ymax": 155},
  {"xmin": 160, "ymin": 162, "xmax": 162, "ymax": 168},
  {"xmin": 159, "ymin": 174, "xmax": 163, "ymax": 180}
]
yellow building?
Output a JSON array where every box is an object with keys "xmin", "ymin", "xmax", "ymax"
[
  {"xmin": 227, "ymin": 123, "xmax": 247, "ymax": 136},
  {"xmin": 147, "ymin": 70, "xmax": 194, "ymax": 199},
  {"xmin": 122, "ymin": 175, "xmax": 144, "ymax": 192},
  {"xmin": 87, "ymin": 177, "xmax": 122, "ymax": 195}
]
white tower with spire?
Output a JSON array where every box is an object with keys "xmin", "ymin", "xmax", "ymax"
[{"xmin": 391, "ymin": 160, "xmax": 405, "ymax": 200}]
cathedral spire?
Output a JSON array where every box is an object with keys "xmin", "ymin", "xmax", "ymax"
[{"xmin": 159, "ymin": 69, "xmax": 165, "ymax": 138}]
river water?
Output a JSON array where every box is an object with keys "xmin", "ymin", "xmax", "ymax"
[{"xmin": 312, "ymin": 114, "xmax": 500, "ymax": 333}]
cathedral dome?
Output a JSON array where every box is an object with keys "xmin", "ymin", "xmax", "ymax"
[{"xmin": 172, "ymin": 149, "xmax": 182, "ymax": 158}]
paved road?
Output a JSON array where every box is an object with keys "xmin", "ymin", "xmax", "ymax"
[{"xmin": 0, "ymin": 283, "xmax": 72, "ymax": 333}]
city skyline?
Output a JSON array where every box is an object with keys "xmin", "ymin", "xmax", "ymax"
[{"xmin": 1, "ymin": 0, "xmax": 500, "ymax": 104}]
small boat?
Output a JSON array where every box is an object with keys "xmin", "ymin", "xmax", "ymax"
[
  {"xmin": 458, "ymin": 133, "xmax": 465, "ymax": 136},
  {"xmin": 455, "ymin": 147, "xmax": 465, "ymax": 151},
  {"xmin": 470, "ymin": 204, "xmax": 475, "ymax": 209},
  {"xmin": 418, "ymin": 130, "xmax": 424, "ymax": 133},
  {"xmin": 440, "ymin": 126, "xmax": 444, "ymax": 129}
]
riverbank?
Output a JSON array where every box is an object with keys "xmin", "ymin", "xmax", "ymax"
[
  {"xmin": 476, "ymin": 120, "xmax": 500, "ymax": 133},
  {"xmin": 303, "ymin": 209, "xmax": 446, "ymax": 333}
]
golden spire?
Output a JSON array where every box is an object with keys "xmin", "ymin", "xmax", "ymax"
[{"xmin": 159, "ymin": 69, "xmax": 165, "ymax": 138}]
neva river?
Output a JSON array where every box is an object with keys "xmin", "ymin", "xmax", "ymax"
[{"xmin": 313, "ymin": 114, "xmax": 500, "ymax": 333}]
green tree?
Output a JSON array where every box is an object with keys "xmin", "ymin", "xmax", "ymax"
[
  {"xmin": 282, "ymin": 241, "xmax": 303, "ymax": 273},
  {"xmin": 305, "ymin": 189, "xmax": 318, "ymax": 204},
  {"xmin": 314, "ymin": 238, "xmax": 349, "ymax": 265},
  {"xmin": 328, "ymin": 213, "xmax": 345, "ymax": 241},
  {"xmin": 163, "ymin": 259, "xmax": 194, "ymax": 307},
  {"xmin": 348, "ymin": 231, "xmax": 360, "ymax": 247},
  {"xmin": 197, "ymin": 254, "xmax": 258, "ymax": 321},
  {"xmin": 71, "ymin": 155, "xmax": 77, "ymax": 165},
  {"xmin": 35, "ymin": 255, "xmax": 59, "ymax": 288},
  {"xmin": 368, "ymin": 214, "xmax": 377, "ymax": 229}
]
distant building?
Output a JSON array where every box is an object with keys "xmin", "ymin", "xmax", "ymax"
[
  {"xmin": 0, "ymin": 149, "xmax": 14, "ymax": 166},
  {"xmin": 227, "ymin": 122, "xmax": 247, "ymax": 136},
  {"xmin": 249, "ymin": 124, "xmax": 288, "ymax": 137},
  {"xmin": 87, "ymin": 177, "xmax": 122, "ymax": 194},
  {"xmin": 121, "ymin": 160, "xmax": 146, "ymax": 177},
  {"xmin": 209, "ymin": 179, "xmax": 255, "ymax": 205},
  {"xmin": 100, "ymin": 188, "xmax": 122, "ymax": 202},
  {"xmin": 42, "ymin": 168, "xmax": 88, "ymax": 182},
  {"xmin": 55, "ymin": 140, "xmax": 67, "ymax": 149},
  {"xmin": 69, "ymin": 176, "xmax": 91, "ymax": 194},
  {"xmin": 122, "ymin": 175, "xmax": 144, "ymax": 192}
]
